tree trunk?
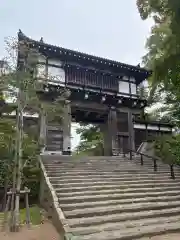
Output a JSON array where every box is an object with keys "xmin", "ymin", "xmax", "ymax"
[
  {"xmin": 14, "ymin": 109, "xmax": 23, "ymax": 231},
  {"xmin": 10, "ymin": 109, "xmax": 18, "ymax": 231},
  {"xmin": 2, "ymin": 175, "xmax": 8, "ymax": 211},
  {"xmin": 13, "ymin": 88, "xmax": 24, "ymax": 231},
  {"xmin": 39, "ymin": 106, "xmax": 46, "ymax": 153}
]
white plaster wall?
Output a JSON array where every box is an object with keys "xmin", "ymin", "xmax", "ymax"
[
  {"xmin": 48, "ymin": 66, "xmax": 65, "ymax": 82},
  {"xmin": 134, "ymin": 124, "xmax": 146, "ymax": 129},
  {"xmin": 131, "ymin": 83, "xmax": 137, "ymax": 95},
  {"xmin": 118, "ymin": 81, "xmax": 129, "ymax": 93},
  {"xmin": 147, "ymin": 125, "xmax": 159, "ymax": 130}
]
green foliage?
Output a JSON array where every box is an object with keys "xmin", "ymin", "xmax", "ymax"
[
  {"xmin": 154, "ymin": 134, "xmax": 180, "ymax": 165},
  {"xmin": 0, "ymin": 37, "xmax": 67, "ymax": 206},
  {"xmin": 0, "ymin": 118, "xmax": 15, "ymax": 186},
  {"xmin": 75, "ymin": 124, "xmax": 103, "ymax": 156},
  {"xmin": 0, "ymin": 117, "xmax": 40, "ymax": 199},
  {"xmin": 137, "ymin": 0, "xmax": 180, "ymax": 127},
  {"xmin": 0, "ymin": 205, "xmax": 41, "ymax": 225},
  {"xmin": 20, "ymin": 205, "xmax": 41, "ymax": 225},
  {"xmin": 21, "ymin": 136, "xmax": 40, "ymax": 199}
]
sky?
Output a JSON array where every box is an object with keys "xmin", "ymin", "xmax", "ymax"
[{"xmin": 0, "ymin": 0, "xmax": 153, "ymax": 150}]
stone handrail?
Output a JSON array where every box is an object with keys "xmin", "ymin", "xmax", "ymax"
[{"xmin": 39, "ymin": 156, "xmax": 74, "ymax": 239}]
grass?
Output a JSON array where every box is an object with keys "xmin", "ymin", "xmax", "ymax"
[
  {"xmin": 20, "ymin": 205, "xmax": 41, "ymax": 225},
  {"xmin": 0, "ymin": 205, "xmax": 42, "ymax": 225}
]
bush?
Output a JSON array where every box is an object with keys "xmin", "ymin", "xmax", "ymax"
[
  {"xmin": 154, "ymin": 134, "xmax": 180, "ymax": 165},
  {"xmin": 23, "ymin": 165, "xmax": 41, "ymax": 200}
]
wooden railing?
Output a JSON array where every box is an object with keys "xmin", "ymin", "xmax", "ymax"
[{"xmin": 123, "ymin": 149, "xmax": 176, "ymax": 179}]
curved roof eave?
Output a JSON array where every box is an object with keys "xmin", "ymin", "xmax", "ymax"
[{"xmin": 18, "ymin": 30, "xmax": 152, "ymax": 81}]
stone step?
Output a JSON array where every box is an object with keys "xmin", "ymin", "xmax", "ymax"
[
  {"xmin": 44, "ymin": 162, "xmax": 175, "ymax": 168},
  {"xmin": 46, "ymin": 170, "xmax": 177, "ymax": 176},
  {"xmin": 44, "ymin": 160, "xmax": 172, "ymax": 165},
  {"xmin": 49, "ymin": 174, "xmax": 179, "ymax": 182},
  {"xmin": 57, "ymin": 190, "xmax": 180, "ymax": 204},
  {"xmin": 138, "ymin": 163, "xmax": 180, "ymax": 170},
  {"xmin": 45, "ymin": 161, "xmax": 175, "ymax": 166},
  {"xmin": 71, "ymin": 215, "xmax": 180, "ymax": 236},
  {"xmin": 56, "ymin": 181, "xmax": 180, "ymax": 193},
  {"xmin": 50, "ymin": 174, "xmax": 179, "ymax": 185},
  {"xmin": 45, "ymin": 164, "xmax": 178, "ymax": 170},
  {"xmin": 46, "ymin": 167, "xmax": 149, "ymax": 172},
  {"xmin": 43, "ymin": 157, "xmax": 125, "ymax": 163},
  {"xmin": 47, "ymin": 172, "xmax": 173, "ymax": 178},
  {"xmin": 42, "ymin": 157, "xmax": 180, "ymax": 239},
  {"xmin": 56, "ymin": 182, "xmax": 180, "ymax": 196},
  {"xmin": 60, "ymin": 194, "xmax": 180, "ymax": 211},
  {"xmin": 44, "ymin": 159, "xmax": 179, "ymax": 166},
  {"xmin": 56, "ymin": 185, "xmax": 180, "ymax": 198},
  {"xmin": 46, "ymin": 166, "xmax": 146, "ymax": 170},
  {"xmin": 47, "ymin": 168, "xmax": 180, "ymax": 175},
  {"xmin": 79, "ymin": 221, "xmax": 180, "ymax": 240},
  {"xmin": 64, "ymin": 201, "xmax": 180, "ymax": 219},
  {"xmin": 68, "ymin": 206, "xmax": 180, "ymax": 228},
  {"xmin": 50, "ymin": 174, "xmax": 179, "ymax": 179},
  {"xmin": 49, "ymin": 175, "xmax": 178, "ymax": 184},
  {"xmin": 131, "ymin": 160, "xmax": 180, "ymax": 169},
  {"xmin": 45, "ymin": 166, "xmax": 149, "ymax": 171}
]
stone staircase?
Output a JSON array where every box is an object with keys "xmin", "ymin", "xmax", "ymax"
[{"xmin": 40, "ymin": 155, "xmax": 180, "ymax": 240}]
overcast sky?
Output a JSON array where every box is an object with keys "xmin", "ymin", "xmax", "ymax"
[{"xmin": 0, "ymin": 0, "xmax": 153, "ymax": 149}]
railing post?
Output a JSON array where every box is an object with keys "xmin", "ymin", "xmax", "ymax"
[
  {"xmin": 153, "ymin": 159, "xmax": 157, "ymax": 172},
  {"xmin": 170, "ymin": 164, "xmax": 175, "ymax": 179},
  {"xmin": 140, "ymin": 154, "xmax": 143, "ymax": 165}
]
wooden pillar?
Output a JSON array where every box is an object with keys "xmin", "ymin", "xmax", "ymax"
[
  {"xmin": 62, "ymin": 100, "xmax": 71, "ymax": 155},
  {"xmin": 119, "ymin": 136, "xmax": 123, "ymax": 154},
  {"xmin": 39, "ymin": 173, "xmax": 45, "ymax": 207},
  {"xmin": 128, "ymin": 111, "xmax": 135, "ymax": 151},
  {"xmin": 107, "ymin": 107, "xmax": 118, "ymax": 156}
]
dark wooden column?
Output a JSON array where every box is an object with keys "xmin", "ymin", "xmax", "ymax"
[
  {"xmin": 107, "ymin": 107, "xmax": 118, "ymax": 156},
  {"xmin": 128, "ymin": 111, "xmax": 135, "ymax": 151},
  {"xmin": 62, "ymin": 100, "xmax": 71, "ymax": 155}
]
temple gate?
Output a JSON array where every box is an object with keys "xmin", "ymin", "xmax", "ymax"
[{"xmin": 17, "ymin": 31, "xmax": 172, "ymax": 156}]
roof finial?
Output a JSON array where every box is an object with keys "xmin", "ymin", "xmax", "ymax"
[
  {"xmin": 40, "ymin": 37, "xmax": 44, "ymax": 43},
  {"xmin": 137, "ymin": 63, "xmax": 141, "ymax": 68}
]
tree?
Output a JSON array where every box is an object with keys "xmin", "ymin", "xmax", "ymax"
[
  {"xmin": 75, "ymin": 124, "xmax": 103, "ymax": 156},
  {"xmin": 0, "ymin": 118, "xmax": 15, "ymax": 211},
  {"xmin": 136, "ymin": 0, "xmax": 180, "ymax": 126},
  {"xmin": 0, "ymin": 34, "xmax": 67, "ymax": 231},
  {"xmin": 154, "ymin": 134, "xmax": 180, "ymax": 165},
  {"xmin": 136, "ymin": 0, "xmax": 180, "ymax": 163}
]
